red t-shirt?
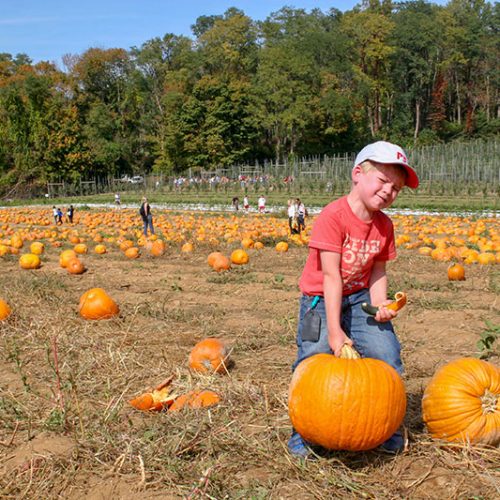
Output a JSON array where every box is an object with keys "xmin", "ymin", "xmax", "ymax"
[{"xmin": 299, "ymin": 196, "xmax": 396, "ymax": 296}]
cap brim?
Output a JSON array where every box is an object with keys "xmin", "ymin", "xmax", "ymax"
[{"xmin": 401, "ymin": 165, "xmax": 419, "ymax": 189}]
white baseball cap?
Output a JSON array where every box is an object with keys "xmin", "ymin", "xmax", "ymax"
[{"xmin": 354, "ymin": 141, "xmax": 419, "ymax": 189}]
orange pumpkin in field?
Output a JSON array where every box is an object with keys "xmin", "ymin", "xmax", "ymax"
[
  {"xmin": 181, "ymin": 242, "xmax": 194, "ymax": 253},
  {"xmin": 275, "ymin": 241, "xmax": 289, "ymax": 252},
  {"xmin": 19, "ymin": 253, "xmax": 41, "ymax": 269},
  {"xmin": 94, "ymin": 244, "xmax": 107, "ymax": 254},
  {"xmin": 150, "ymin": 240, "xmax": 166, "ymax": 257},
  {"xmin": 66, "ymin": 257, "xmax": 86, "ymax": 275},
  {"xmin": 230, "ymin": 249, "xmax": 249, "ymax": 265},
  {"xmin": 447, "ymin": 263, "xmax": 465, "ymax": 281},
  {"xmin": 30, "ymin": 242, "xmax": 45, "ymax": 255},
  {"xmin": 211, "ymin": 254, "xmax": 231, "ymax": 272},
  {"xmin": 59, "ymin": 249, "xmax": 77, "ymax": 268},
  {"xmin": 188, "ymin": 338, "xmax": 230, "ymax": 374},
  {"xmin": 422, "ymin": 358, "xmax": 500, "ymax": 446},
  {"xmin": 79, "ymin": 288, "xmax": 119, "ymax": 320},
  {"xmin": 0, "ymin": 298, "xmax": 12, "ymax": 320},
  {"xmin": 124, "ymin": 247, "xmax": 140, "ymax": 259},
  {"xmin": 207, "ymin": 252, "xmax": 224, "ymax": 267},
  {"xmin": 169, "ymin": 390, "xmax": 220, "ymax": 411},
  {"xmin": 74, "ymin": 243, "xmax": 88, "ymax": 254}
]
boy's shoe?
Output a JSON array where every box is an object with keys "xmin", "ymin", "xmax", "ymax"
[
  {"xmin": 287, "ymin": 431, "xmax": 314, "ymax": 459},
  {"xmin": 378, "ymin": 430, "xmax": 405, "ymax": 454}
]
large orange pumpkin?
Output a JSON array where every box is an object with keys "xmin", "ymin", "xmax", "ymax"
[
  {"xmin": 79, "ymin": 288, "xmax": 119, "ymax": 320},
  {"xmin": 169, "ymin": 390, "xmax": 220, "ymax": 411},
  {"xmin": 19, "ymin": 253, "xmax": 41, "ymax": 270},
  {"xmin": 288, "ymin": 353, "xmax": 406, "ymax": 451},
  {"xmin": 422, "ymin": 358, "xmax": 499, "ymax": 446},
  {"xmin": 0, "ymin": 298, "xmax": 12, "ymax": 320},
  {"xmin": 188, "ymin": 338, "xmax": 230, "ymax": 374}
]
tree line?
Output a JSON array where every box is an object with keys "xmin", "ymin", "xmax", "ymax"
[{"xmin": 0, "ymin": 0, "xmax": 498, "ymax": 194}]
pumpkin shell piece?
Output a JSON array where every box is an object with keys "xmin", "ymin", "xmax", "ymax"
[
  {"xmin": 288, "ymin": 353, "xmax": 406, "ymax": 451},
  {"xmin": 422, "ymin": 357, "xmax": 500, "ymax": 446},
  {"xmin": 169, "ymin": 390, "xmax": 220, "ymax": 411}
]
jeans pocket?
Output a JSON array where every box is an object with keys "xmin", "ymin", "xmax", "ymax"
[{"xmin": 301, "ymin": 310, "xmax": 322, "ymax": 342}]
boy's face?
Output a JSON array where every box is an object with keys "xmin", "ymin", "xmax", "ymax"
[{"xmin": 353, "ymin": 162, "xmax": 406, "ymax": 211}]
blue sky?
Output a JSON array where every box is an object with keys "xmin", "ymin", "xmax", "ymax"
[{"xmin": 1, "ymin": 0, "xmax": 367, "ymax": 67}]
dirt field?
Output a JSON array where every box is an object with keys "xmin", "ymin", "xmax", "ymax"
[{"xmin": 0, "ymin": 210, "xmax": 499, "ymax": 499}]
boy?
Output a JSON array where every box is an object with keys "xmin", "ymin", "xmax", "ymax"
[{"xmin": 288, "ymin": 141, "xmax": 419, "ymax": 458}]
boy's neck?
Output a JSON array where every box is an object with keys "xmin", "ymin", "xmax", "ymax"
[{"xmin": 346, "ymin": 192, "xmax": 375, "ymax": 222}]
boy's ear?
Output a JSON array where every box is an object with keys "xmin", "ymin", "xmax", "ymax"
[{"xmin": 351, "ymin": 164, "xmax": 363, "ymax": 183}]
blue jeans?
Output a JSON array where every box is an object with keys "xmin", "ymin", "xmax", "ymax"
[
  {"xmin": 143, "ymin": 215, "xmax": 154, "ymax": 236},
  {"xmin": 293, "ymin": 289, "xmax": 403, "ymax": 374}
]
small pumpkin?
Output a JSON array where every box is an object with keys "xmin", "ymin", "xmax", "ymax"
[
  {"xmin": 169, "ymin": 390, "xmax": 220, "ymax": 412},
  {"xmin": 422, "ymin": 358, "xmax": 499, "ymax": 446},
  {"xmin": 0, "ymin": 298, "xmax": 12, "ymax": 320},
  {"xmin": 254, "ymin": 241, "xmax": 264, "ymax": 250},
  {"xmin": 188, "ymin": 338, "xmax": 230, "ymax": 374},
  {"xmin": 74, "ymin": 243, "xmax": 88, "ymax": 254},
  {"xmin": 150, "ymin": 240, "xmax": 166, "ymax": 257},
  {"xmin": 207, "ymin": 252, "xmax": 224, "ymax": 267},
  {"xmin": 447, "ymin": 263, "xmax": 465, "ymax": 281},
  {"xmin": 230, "ymin": 249, "xmax": 249, "ymax": 265},
  {"xmin": 30, "ymin": 242, "xmax": 45, "ymax": 255},
  {"xmin": 211, "ymin": 254, "xmax": 231, "ymax": 272},
  {"xmin": 66, "ymin": 257, "xmax": 86, "ymax": 275},
  {"xmin": 241, "ymin": 238, "xmax": 254, "ymax": 249},
  {"xmin": 288, "ymin": 352, "xmax": 406, "ymax": 451},
  {"xmin": 129, "ymin": 377, "xmax": 176, "ymax": 412},
  {"xmin": 59, "ymin": 249, "xmax": 77, "ymax": 268},
  {"xmin": 19, "ymin": 253, "xmax": 41, "ymax": 270},
  {"xmin": 124, "ymin": 246, "xmax": 140, "ymax": 259},
  {"xmin": 79, "ymin": 288, "xmax": 119, "ymax": 320},
  {"xmin": 94, "ymin": 244, "xmax": 107, "ymax": 254},
  {"xmin": 181, "ymin": 242, "xmax": 194, "ymax": 253},
  {"xmin": 275, "ymin": 241, "xmax": 289, "ymax": 252}
]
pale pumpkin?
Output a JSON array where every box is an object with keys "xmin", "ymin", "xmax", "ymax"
[
  {"xmin": 19, "ymin": 253, "xmax": 41, "ymax": 270},
  {"xmin": 288, "ymin": 353, "xmax": 406, "ymax": 451},
  {"xmin": 422, "ymin": 358, "xmax": 499, "ymax": 446}
]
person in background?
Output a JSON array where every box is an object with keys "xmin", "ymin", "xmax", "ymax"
[
  {"xmin": 232, "ymin": 196, "xmax": 239, "ymax": 211},
  {"xmin": 67, "ymin": 205, "xmax": 74, "ymax": 224},
  {"xmin": 139, "ymin": 197, "xmax": 154, "ymax": 236},
  {"xmin": 56, "ymin": 207, "xmax": 63, "ymax": 225},
  {"xmin": 243, "ymin": 195, "xmax": 250, "ymax": 213},
  {"xmin": 258, "ymin": 195, "xmax": 266, "ymax": 213},
  {"xmin": 296, "ymin": 198, "xmax": 307, "ymax": 233},
  {"xmin": 288, "ymin": 141, "xmax": 419, "ymax": 459},
  {"xmin": 288, "ymin": 199, "xmax": 298, "ymax": 234},
  {"xmin": 114, "ymin": 192, "xmax": 121, "ymax": 209},
  {"xmin": 52, "ymin": 206, "xmax": 58, "ymax": 225}
]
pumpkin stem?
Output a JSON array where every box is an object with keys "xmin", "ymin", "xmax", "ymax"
[
  {"xmin": 480, "ymin": 389, "xmax": 498, "ymax": 414},
  {"xmin": 339, "ymin": 344, "xmax": 361, "ymax": 360}
]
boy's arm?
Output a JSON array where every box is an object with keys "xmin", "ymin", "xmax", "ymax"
[
  {"xmin": 320, "ymin": 250, "xmax": 352, "ymax": 357},
  {"xmin": 369, "ymin": 260, "xmax": 397, "ymax": 322}
]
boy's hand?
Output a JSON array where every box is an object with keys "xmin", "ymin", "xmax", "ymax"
[
  {"xmin": 330, "ymin": 333, "xmax": 352, "ymax": 357},
  {"xmin": 374, "ymin": 301, "xmax": 398, "ymax": 322}
]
